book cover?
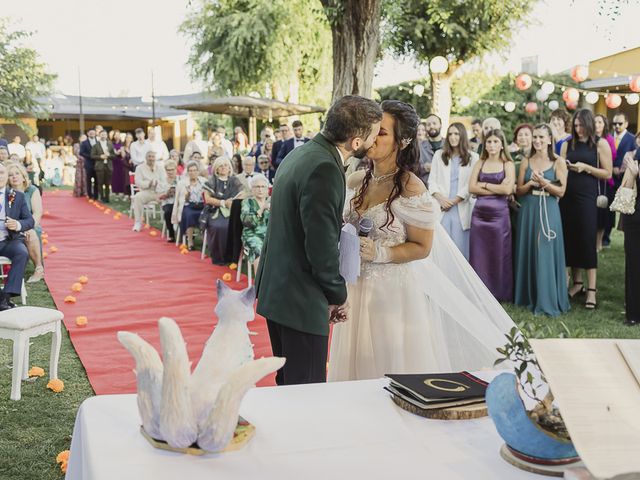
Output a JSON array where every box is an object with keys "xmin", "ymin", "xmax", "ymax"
[{"xmin": 385, "ymin": 371, "xmax": 488, "ymax": 402}]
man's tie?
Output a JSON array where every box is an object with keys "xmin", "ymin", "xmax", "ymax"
[{"xmin": 615, "ymin": 135, "xmax": 621, "ymax": 149}]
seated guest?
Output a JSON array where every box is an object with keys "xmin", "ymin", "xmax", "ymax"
[
  {"xmin": 132, "ymin": 151, "xmax": 166, "ymax": 232},
  {"xmin": 190, "ymin": 151, "xmax": 208, "ymax": 177},
  {"xmin": 172, "ymin": 161, "xmax": 207, "ymax": 250},
  {"xmin": 256, "ymin": 154, "xmax": 275, "ymax": 184},
  {"xmin": 0, "ymin": 163, "xmax": 34, "ymax": 310},
  {"xmin": 231, "ymin": 153, "xmax": 243, "ymax": 175},
  {"xmin": 240, "ymin": 174, "xmax": 270, "ymax": 272},
  {"xmin": 169, "ymin": 149, "xmax": 184, "ymax": 176},
  {"xmin": 236, "ymin": 156, "xmax": 257, "ymax": 194},
  {"xmin": 0, "ymin": 147, "xmax": 9, "ymax": 164},
  {"xmin": 7, "ymin": 163, "xmax": 44, "ymax": 283},
  {"xmin": 203, "ymin": 156, "xmax": 243, "ymax": 264},
  {"xmin": 159, "ymin": 160, "xmax": 178, "ymax": 243}
]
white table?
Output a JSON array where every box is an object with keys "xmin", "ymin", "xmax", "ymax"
[{"xmin": 66, "ymin": 376, "xmax": 538, "ymax": 480}]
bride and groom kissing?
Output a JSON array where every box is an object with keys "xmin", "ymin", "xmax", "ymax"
[{"xmin": 256, "ymin": 95, "xmax": 516, "ymax": 386}]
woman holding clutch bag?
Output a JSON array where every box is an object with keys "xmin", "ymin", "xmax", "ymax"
[{"xmin": 621, "ymin": 156, "xmax": 640, "ymax": 326}]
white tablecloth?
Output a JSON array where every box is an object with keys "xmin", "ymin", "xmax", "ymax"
[{"xmin": 66, "ymin": 375, "xmax": 538, "ymax": 480}]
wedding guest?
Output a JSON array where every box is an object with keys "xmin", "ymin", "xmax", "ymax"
[
  {"xmin": 236, "ymin": 156, "xmax": 257, "ymax": 194},
  {"xmin": 172, "ymin": 161, "xmax": 207, "ymax": 249},
  {"xmin": 25, "ymin": 134, "xmax": 45, "ymax": 183},
  {"xmin": 240, "ymin": 173, "xmax": 271, "ymax": 271},
  {"xmin": 183, "ymin": 130, "xmax": 210, "ymax": 162},
  {"xmin": 257, "ymin": 154, "xmax": 276, "ymax": 184},
  {"xmin": 132, "ymin": 151, "xmax": 166, "ymax": 232},
  {"xmin": 594, "ymin": 114, "xmax": 616, "ymax": 251},
  {"xmin": 159, "ymin": 160, "xmax": 178, "ymax": 243},
  {"xmin": 148, "ymin": 128, "xmax": 169, "ymax": 165},
  {"xmin": 249, "ymin": 126, "xmax": 274, "ymax": 158},
  {"xmin": 208, "ymin": 131, "xmax": 225, "ymax": 161},
  {"xmin": 0, "ymin": 147, "xmax": 9, "ymax": 164},
  {"xmin": 7, "ymin": 163, "xmax": 44, "ymax": 283},
  {"xmin": 621, "ymin": 156, "xmax": 640, "ymax": 325},
  {"xmin": 7, "ymin": 136, "xmax": 25, "ymax": 162},
  {"xmin": 477, "ymin": 117, "xmax": 501, "ymax": 156},
  {"xmin": 260, "ymin": 138, "xmax": 275, "ymax": 168},
  {"xmin": 169, "ymin": 149, "xmax": 184, "ymax": 176},
  {"xmin": 275, "ymin": 120, "xmax": 309, "ymax": 167},
  {"xmin": 233, "ymin": 126, "xmax": 250, "ymax": 153},
  {"xmin": 90, "ymin": 130, "xmax": 115, "ymax": 202},
  {"xmin": 509, "ymin": 124, "xmax": 533, "ymax": 164},
  {"xmin": 190, "ymin": 151, "xmax": 208, "ymax": 177},
  {"xmin": 203, "ymin": 156, "xmax": 242, "ymax": 264},
  {"xmin": 216, "ymin": 126, "xmax": 234, "ymax": 158},
  {"xmin": 416, "ymin": 122, "xmax": 427, "ymax": 142},
  {"xmin": 469, "ymin": 129, "xmax": 515, "ymax": 301},
  {"xmin": 79, "ymin": 129, "xmax": 98, "ymax": 199},
  {"xmin": 417, "ymin": 114, "xmax": 443, "ymax": 183},
  {"xmin": 111, "ymin": 129, "xmax": 129, "ymax": 199},
  {"xmin": 129, "ymin": 128, "xmax": 151, "ymax": 169},
  {"xmin": 73, "ymin": 134, "xmax": 87, "ymax": 197},
  {"xmin": 560, "ymin": 109, "xmax": 612, "ymax": 309},
  {"xmin": 469, "ymin": 118, "xmax": 483, "ymax": 153},
  {"xmin": 272, "ymin": 124, "xmax": 291, "ymax": 169},
  {"xmin": 428, "ymin": 122, "xmax": 479, "ymax": 259},
  {"xmin": 514, "ymin": 124, "xmax": 569, "ymax": 316},
  {"xmin": 231, "ymin": 153, "xmax": 243, "ymax": 175},
  {"xmin": 549, "ymin": 109, "xmax": 572, "ymax": 155}
]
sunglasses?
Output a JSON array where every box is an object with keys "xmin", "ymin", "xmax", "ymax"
[{"xmin": 612, "ymin": 122, "xmax": 624, "ymax": 126}]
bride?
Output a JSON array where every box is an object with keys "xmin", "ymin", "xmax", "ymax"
[{"xmin": 328, "ymin": 100, "xmax": 517, "ymax": 381}]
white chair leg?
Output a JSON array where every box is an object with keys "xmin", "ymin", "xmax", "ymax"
[
  {"xmin": 21, "ymin": 280, "xmax": 27, "ymax": 305},
  {"xmin": 11, "ymin": 334, "xmax": 26, "ymax": 401},
  {"xmin": 49, "ymin": 320, "xmax": 61, "ymax": 380},
  {"xmin": 201, "ymin": 230, "xmax": 208, "ymax": 260},
  {"xmin": 161, "ymin": 219, "xmax": 167, "ymax": 239},
  {"xmin": 236, "ymin": 249, "xmax": 243, "ymax": 282},
  {"xmin": 248, "ymin": 260, "xmax": 253, "ymax": 287},
  {"xmin": 175, "ymin": 226, "xmax": 181, "ymax": 246},
  {"xmin": 22, "ymin": 340, "xmax": 30, "ymax": 380}
]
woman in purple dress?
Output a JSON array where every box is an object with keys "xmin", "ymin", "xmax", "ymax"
[
  {"xmin": 468, "ymin": 129, "xmax": 516, "ymax": 301},
  {"xmin": 110, "ymin": 129, "xmax": 129, "ymax": 198}
]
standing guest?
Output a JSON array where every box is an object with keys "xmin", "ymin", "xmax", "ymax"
[
  {"xmin": 428, "ymin": 122, "xmax": 479, "ymax": 259},
  {"xmin": 509, "ymin": 124, "xmax": 533, "ymax": 164},
  {"xmin": 203, "ymin": 156, "xmax": 243, "ymax": 264},
  {"xmin": 260, "ymin": 138, "xmax": 275, "ymax": 169},
  {"xmin": 7, "ymin": 136, "xmax": 25, "ymax": 162},
  {"xmin": 233, "ymin": 126, "xmax": 250, "ymax": 153},
  {"xmin": 80, "ymin": 129, "xmax": 98, "ymax": 199},
  {"xmin": 594, "ymin": 114, "xmax": 617, "ymax": 251},
  {"xmin": 0, "ymin": 147, "xmax": 8, "ymax": 163},
  {"xmin": 95, "ymin": 125, "xmax": 104, "ymax": 136},
  {"xmin": 172, "ymin": 161, "xmax": 207, "ymax": 249},
  {"xmin": 159, "ymin": 160, "xmax": 178, "ymax": 243},
  {"xmin": 231, "ymin": 153, "xmax": 243, "ymax": 175},
  {"xmin": 129, "ymin": 128, "xmax": 150, "ymax": 169},
  {"xmin": 90, "ymin": 130, "xmax": 115, "ymax": 202},
  {"xmin": 0, "ymin": 137, "xmax": 7, "ymax": 148},
  {"xmin": 257, "ymin": 154, "xmax": 276, "ymax": 184},
  {"xmin": 620, "ymin": 156, "xmax": 640, "ymax": 325},
  {"xmin": 132, "ymin": 151, "xmax": 166, "ymax": 232},
  {"xmin": 236, "ymin": 156, "xmax": 257, "ymax": 194},
  {"xmin": 514, "ymin": 124, "xmax": 569, "ymax": 316},
  {"xmin": 25, "ymin": 135, "xmax": 45, "ymax": 180},
  {"xmin": 169, "ymin": 149, "xmax": 184, "ymax": 176},
  {"xmin": 59, "ymin": 146, "xmax": 76, "ymax": 186},
  {"xmin": 477, "ymin": 117, "xmax": 502, "ymax": 156},
  {"xmin": 7, "ymin": 163, "xmax": 44, "ymax": 283},
  {"xmin": 0, "ymin": 163, "xmax": 34, "ymax": 310},
  {"xmin": 417, "ymin": 113, "xmax": 443, "ymax": 183},
  {"xmin": 183, "ymin": 130, "xmax": 209, "ymax": 162},
  {"xmin": 469, "ymin": 118, "xmax": 483, "ymax": 153},
  {"xmin": 621, "ymin": 132, "xmax": 640, "ymax": 168},
  {"xmin": 73, "ymin": 134, "xmax": 87, "ymax": 197},
  {"xmin": 148, "ymin": 128, "xmax": 169, "ymax": 165},
  {"xmin": 272, "ymin": 124, "xmax": 291, "ymax": 169},
  {"xmin": 560, "ymin": 109, "xmax": 612, "ymax": 310},
  {"xmin": 240, "ymin": 174, "xmax": 270, "ymax": 272},
  {"xmin": 549, "ymin": 109, "xmax": 572, "ymax": 155},
  {"xmin": 250, "ymin": 126, "xmax": 275, "ymax": 158},
  {"xmin": 216, "ymin": 126, "xmax": 234, "ymax": 158},
  {"xmin": 111, "ymin": 129, "xmax": 129, "ymax": 199},
  {"xmin": 275, "ymin": 120, "xmax": 309, "ymax": 167},
  {"xmin": 416, "ymin": 122, "xmax": 427, "ymax": 142},
  {"xmin": 208, "ymin": 132, "xmax": 225, "ymax": 161},
  {"xmin": 468, "ymin": 129, "xmax": 516, "ymax": 301}
]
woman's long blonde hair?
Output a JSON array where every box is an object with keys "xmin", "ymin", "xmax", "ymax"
[{"xmin": 7, "ymin": 163, "xmax": 31, "ymax": 191}]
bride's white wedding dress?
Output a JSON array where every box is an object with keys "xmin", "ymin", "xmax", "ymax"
[{"xmin": 328, "ymin": 190, "xmax": 517, "ymax": 381}]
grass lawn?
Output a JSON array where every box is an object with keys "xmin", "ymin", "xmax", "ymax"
[{"xmin": 0, "ymin": 191, "xmax": 637, "ymax": 479}]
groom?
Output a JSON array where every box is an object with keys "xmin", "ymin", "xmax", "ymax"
[{"xmin": 256, "ymin": 95, "xmax": 382, "ymax": 385}]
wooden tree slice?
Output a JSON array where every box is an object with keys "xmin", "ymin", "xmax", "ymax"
[{"xmin": 391, "ymin": 395, "xmax": 488, "ymax": 420}]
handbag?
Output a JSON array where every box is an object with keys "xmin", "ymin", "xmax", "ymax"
[
  {"xmin": 610, "ymin": 167, "xmax": 638, "ymax": 215},
  {"xmin": 596, "ymin": 151, "xmax": 609, "ymax": 209}
]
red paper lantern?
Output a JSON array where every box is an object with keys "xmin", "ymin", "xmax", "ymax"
[
  {"xmin": 629, "ymin": 76, "xmax": 640, "ymax": 93},
  {"xmin": 525, "ymin": 102, "xmax": 538, "ymax": 114},
  {"xmin": 571, "ymin": 65, "xmax": 589, "ymax": 82},
  {"xmin": 605, "ymin": 94, "xmax": 622, "ymax": 109},
  {"xmin": 565, "ymin": 101, "xmax": 578, "ymax": 110},
  {"xmin": 562, "ymin": 88, "xmax": 580, "ymax": 103},
  {"xmin": 515, "ymin": 74, "xmax": 532, "ymax": 91}
]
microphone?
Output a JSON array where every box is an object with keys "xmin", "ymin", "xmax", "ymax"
[{"xmin": 358, "ymin": 217, "xmax": 374, "ymax": 237}]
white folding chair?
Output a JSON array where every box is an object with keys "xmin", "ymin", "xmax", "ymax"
[
  {"xmin": 235, "ymin": 246, "xmax": 253, "ymax": 287},
  {"xmin": 129, "ymin": 184, "xmax": 158, "ymax": 224},
  {"xmin": 0, "ymin": 257, "xmax": 27, "ymax": 305}
]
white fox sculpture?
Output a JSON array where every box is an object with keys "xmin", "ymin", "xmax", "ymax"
[{"xmin": 118, "ymin": 280, "xmax": 285, "ymax": 452}]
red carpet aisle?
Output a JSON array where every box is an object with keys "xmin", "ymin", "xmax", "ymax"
[{"xmin": 40, "ymin": 190, "xmax": 275, "ymax": 394}]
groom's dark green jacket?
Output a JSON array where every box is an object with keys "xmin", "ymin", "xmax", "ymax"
[{"xmin": 256, "ymin": 133, "xmax": 347, "ymax": 336}]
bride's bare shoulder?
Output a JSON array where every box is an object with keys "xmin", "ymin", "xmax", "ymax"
[
  {"xmin": 401, "ymin": 172, "xmax": 427, "ymax": 197},
  {"xmin": 346, "ymin": 170, "xmax": 366, "ymax": 190}
]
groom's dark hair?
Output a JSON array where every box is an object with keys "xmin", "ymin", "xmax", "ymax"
[{"xmin": 322, "ymin": 95, "xmax": 383, "ymax": 144}]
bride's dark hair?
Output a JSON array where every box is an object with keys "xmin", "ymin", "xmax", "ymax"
[{"xmin": 352, "ymin": 100, "xmax": 421, "ymax": 229}]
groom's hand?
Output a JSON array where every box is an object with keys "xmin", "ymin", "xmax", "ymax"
[{"xmin": 329, "ymin": 302, "xmax": 348, "ymax": 324}]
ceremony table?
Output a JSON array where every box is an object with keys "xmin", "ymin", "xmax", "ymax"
[{"xmin": 65, "ymin": 374, "xmax": 538, "ymax": 479}]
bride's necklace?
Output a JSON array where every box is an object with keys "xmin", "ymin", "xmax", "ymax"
[{"xmin": 371, "ymin": 169, "xmax": 398, "ymax": 183}]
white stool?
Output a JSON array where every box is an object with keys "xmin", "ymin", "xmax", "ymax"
[
  {"xmin": 0, "ymin": 256, "xmax": 28, "ymax": 305},
  {"xmin": 0, "ymin": 306, "xmax": 63, "ymax": 400}
]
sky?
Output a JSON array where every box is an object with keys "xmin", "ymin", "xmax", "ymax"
[{"xmin": 3, "ymin": 0, "xmax": 639, "ymax": 97}]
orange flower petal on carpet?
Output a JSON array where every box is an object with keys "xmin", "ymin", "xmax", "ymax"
[
  {"xmin": 149, "ymin": 231, "xmax": 158, "ymax": 237},
  {"xmin": 56, "ymin": 450, "xmax": 70, "ymax": 464},
  {"xmin": 222, "ymin": 273, "xmax": 232, "ymax": 281},
  {"xmin": 28, "ymin": 366, "xmax": 45, "ymax": 377},
  {"xmin": 144, "ymin": 224, "xmax": 150, "ymax": 229},
  {"xmin": 47, "ymin": 378, "xmax": 64, "ymax": 393},
  {"xmin": 64, "ymin": 295, "xmax": 77, "ymax": 303},
  {"xmin": 50, "ymin": 246, "xmax": 58, "ymax": 252},
  {"xmin": 60, "ymin": 461, "xmax": 68, "ymax": 474},
  {"xmin": 76, "ymin": 316, "xmax": 88, "ymax": 326},
  {"xmin": 42, "ymin": 238, "xmax": 49, "ymax": 245},
  {"xmin": 78, "ymin": 276, "xmax": 89, "ymax": 284},
  {"xmin": 71, "ymin": 283, "xmax": 83, "ymax": 292},
  {"xmin": 229, "ymin": 263, "xmax": 238, "ymax": 270},
  {"xmin": 43, "ymin": 252, "xmax": 48, "ymax": 258}
]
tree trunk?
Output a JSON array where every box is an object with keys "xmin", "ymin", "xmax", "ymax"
[{"xmin": 321, "ymin": 0, "xmax": 381, "ymax": 101}]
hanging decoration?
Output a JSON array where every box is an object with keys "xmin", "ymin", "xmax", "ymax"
[
  {"xmin": 525, "ymin": 102, "xmax": 538, "ymax": 114},
  {"xmin": 605, "ymin": 94, "xmax": 622, "ymax": 109},
  {"xmin": 629, "ymin": 76, "xmax": 640, "ymax": 93},
  {"xmin": 562, "ymin": 88, "xmax": 580, "ymax": 103},
  {"xmin": 535, "ymin": 89, "xmax": 549, "ymax": 102},
  {"xmin": 548, "ymin": 100, "xmax": 560, "ymax": 111},
  {"xmin": 412, "ymin": 84, "xmax": 425, "ymax": 96},
  {"xmin": 541, "ymin": 82, "xmax": 555, "ymax": 95},
  {"xmin": 570, "ymin": 65, "xmax": 589, "ymax": 82},
  {"xmin": 585, "ymin": 91, "xmax": 600, "ymax": 104},
  {"xmin": 565, "ymin": 101, "xmax": 578, "ymax": 110},
  {"xmin": 459, "ymin": 96, "xmax": 472, "ymax": 107},
  {"xmin": 504, "ymin": 101, "xmax": 516, "ymax": 113},
  {"xmin": 627, "ymin": 93, "xmax": 640, "ymax": 106},
  {"xmin": 515, "ymin": 74, "xmax": 532, "ymax": 91}
]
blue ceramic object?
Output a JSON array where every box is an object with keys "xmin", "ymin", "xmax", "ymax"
[{"xmin": 486, "ymin": 372, "xmax": 578, "ymax": 460}]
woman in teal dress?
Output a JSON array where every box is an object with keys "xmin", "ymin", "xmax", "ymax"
[
  {"xmin": 240, "ymin": 174, "xmax": 270, "ymax": 272},
  {"xmin": 514, "ymin": 124, "xmax": 570, "ymax": 316}
]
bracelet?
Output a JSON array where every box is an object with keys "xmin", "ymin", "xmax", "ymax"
[{"xmin": 373, "ymin": 241, "xmax": 392, "ymax": 264}]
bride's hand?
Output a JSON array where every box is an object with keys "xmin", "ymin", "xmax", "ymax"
[{"xmin": 359, "ymin": 237, "xmax": 376, "ymax": 262}]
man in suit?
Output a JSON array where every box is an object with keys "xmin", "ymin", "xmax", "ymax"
[
  {"xmin": 90, "ymin": 129, "xmax": 115, "ymax": 202},
  {"xmin": 274, "ymin": 120, "xmax": 310, "ymax": 168},
  {"xmin": 0, "ymin": 163, "xmax": 34, "ymax": 310},
  {"xmin": 80, "ymin": 129, "xmax": 98, "ymax": 199},
  {"xmin": 605, "ymin": 112, "xmax": 637, "ymax": 246},
  {"xmin": 271, "ymin": 124, "xmax": 292, "ymax": 171},
  {"xmin": 256, "ymin": 95, "xmax": 382, "ymax": 385},
  {"xmin": 256, "ymin": 154, "xmax": 276, "ymax": 184}
]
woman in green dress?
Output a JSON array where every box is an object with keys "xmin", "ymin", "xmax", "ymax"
[
  {"xmin": 514, "ymin": 124, "xmax": 570, "ymax": 316},
  {"xmin": 241, "ymin": 173, "xmax": 270, "ymax": 272}
]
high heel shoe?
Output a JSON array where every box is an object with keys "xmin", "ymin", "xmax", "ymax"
[
  {"xmin": 568, "ymin": 281, "xmax": 584, "ymax": 299},
  {"xmin": 585, "ymin": 288, "xmax": 597, "ymax": 310}
]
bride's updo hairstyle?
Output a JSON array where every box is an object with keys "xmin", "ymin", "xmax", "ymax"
[{"xmin": 353, "ymin": 100, "xmax": 421, "ymax": 229}]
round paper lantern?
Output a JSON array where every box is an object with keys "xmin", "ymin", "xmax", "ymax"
[
  {"xmin": 515, "ymin": 74, "xmax": 532, "ymax": 91},
  {"xmin": 562, "ymin": 88, "xmax": 580, "ymax": 103},
  {"xmin": 504, "ymin": 101, "xmax": 516, "ymax": 113},
  {"xmin": 548, "ymin": 100, "xmax": 560, "ymax": 111},
  {"xmin": 629, "ymin": 76, "xmax": 640, "ymax": 93},
  {"xmin": 535, "ymin": 89, "xmax": 549, "ymax": 102},
  {"xmin": 571, "ymin": 65, "xmax": 589, "ymax": 82},
  {"xmin": 459, "ymin": 96, "xmax": 472, "ymax": 108},
  {"xmin": 565, "ymin": 101, "xmax": 578, "ymax": 110},
  {"xmin": 605, "ymin": 94, "xmax": 622, "ymax": 109},
  {"xmin": 429, "ymin": 56, "xmax": 449, "ymax": 74},
  {"xmin": 541, "ymin": 81, "xmax": 555, "ymax": 95},
  {"xmin": 412, "ymin": 84, "xmax": 425, "ymax": 96},
  {"xmin": 525, "ymin": 102, "xmax": 538, "ymax": 114},
  {"xmin": 585, "ymin": 91, "xmax": 599, "ymax": 104},
  {"xmin": 627, "ymin": 93, "xmax": 640, "ymax": 106}
]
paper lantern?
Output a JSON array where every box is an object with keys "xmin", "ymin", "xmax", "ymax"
[
  {"xmin": 504, "ymin": 101, "xmax": 516, "ymax": 113},
  {"xmin": 71, "ymin": 283, "xmax": 83, "ymax": 292},
  {"xmin": 565, "ymin": 101, "xmax": 578, "ymax": 110},
  {"xmin": 548, "ymin": 100, "xmax": 560, "ymax": 111},
  {"xmin": 429, "ymin": 56, "xmax": 449, "ymax": 74},
  {"xmin": 525, "ymin": 102, "xmax": 538, "ymax": 114},
  {"xmin": 76, "ymin": 316, "xmax": 88, "ymax": 326},
  {"xmin": 47, "ymin": 378, "xmax": 64, "ymax": 393},
  {"xmin": 541, "ymin": 81, "xmax": 555, "ymax": 94},
  {"xmin": 629, "ymin": 76, "xmax": 640, "ymax": 93},
  {"xmin": 412, "ymin": 84, "xmax": 425, "ymax": 96},
  {"xmin": 78, "ymin": 275, "xmax": 89, "ymax": 284},
  {"xmin": 571, "ymin": 65, "xmax": 589, "ymax": 82},
  {"xmin": 515, "ymin": 74, "xmax": 532, "ymax": 91},
  {"xmin": 562, "ymin": 88, "xmax": 580, "ymax": 103},
  {"xmin": 585, "ymin": 91, "xmax": 599, "ymax": 104},
  {"xmin": 28, "ymin": 366, "xmax": 45, "ymax": 377},
  {"xmin": 627, "ymin": 93, "xmax": 640, "ymax": 106},
  {"xmin": 605, "ymin": 94, "xmax": 622, "ymax": 109},
  {"xmin": 535, "ymin": 90, "xmax": 549, "ymax": 102}
]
